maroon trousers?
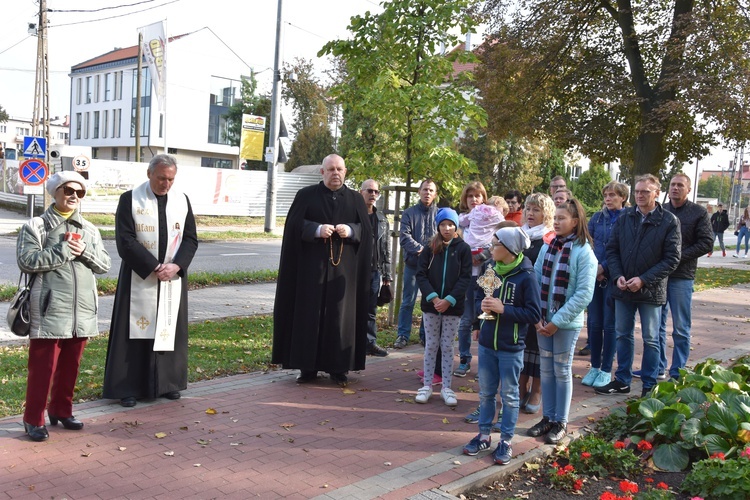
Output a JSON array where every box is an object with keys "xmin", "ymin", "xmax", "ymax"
[{"xmin": 24, "ymin": 337, "xmax": 87, "ymax": 426}]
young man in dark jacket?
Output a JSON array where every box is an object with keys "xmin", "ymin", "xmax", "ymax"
[
  {"xmin": 708, "ymin": 202, "xmax": 730, "ymax": 257},
  {"xmin": 462, "ymin": 227, "xmax": 541, "ymax": 466}
]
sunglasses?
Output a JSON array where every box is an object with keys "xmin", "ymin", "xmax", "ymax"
[
  {"xmin": 58, "ymin": 185, "xmax": 86, "ymax": 198},
  {"xmin": 365, "ymin": 188, "xmax": 380, "ymax": 195}
]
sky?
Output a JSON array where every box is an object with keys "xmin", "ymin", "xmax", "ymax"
[{"xmin": 0, "ymin": 0, "xmax": 739, "ymax": 178}]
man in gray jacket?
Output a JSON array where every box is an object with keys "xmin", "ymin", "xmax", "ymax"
[
  {"xmin": 394, "ymin": 179, "xmax": 437, "ymax": 349},
  {"xmin": 596, "ymin": 174, "xmax": 681, "ymax": 398}
]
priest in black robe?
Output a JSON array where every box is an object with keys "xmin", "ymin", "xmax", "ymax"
[
  {"xmin": 272, "ymin": 154, "xmax": 372, "ymax": 386},
  {"xmin": 102, "ymin": 154, "xmax": 199, "ymax": 407}
]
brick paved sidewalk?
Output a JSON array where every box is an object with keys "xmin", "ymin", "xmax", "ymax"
[{"xmin": 1, "ymin": 284, "xmax": 748, "ymax": 499}]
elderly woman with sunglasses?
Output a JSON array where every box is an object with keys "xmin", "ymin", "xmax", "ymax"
[{"xmin": 16, "ymin": 171, "xmax": 111, "ymax": 442}]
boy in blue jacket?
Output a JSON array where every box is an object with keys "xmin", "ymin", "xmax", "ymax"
[{"xmin": 462, "ymin": 227, "xmax": 542, "ymax": 465}]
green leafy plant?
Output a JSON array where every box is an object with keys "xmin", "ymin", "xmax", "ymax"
[
  {"xmin": 681, "ymin": 447, "xmax": 750, "ymax": 500},
  {"xmin": 624, "ymin": 358, "xmax": 750, "ymax": 471},
  {"xmin": 595, "ymin": 406, "xmax": 640, "ymax": 441},
  {"xmin": 568, "ymin": 434, "xmax": 640, "ymax": 478}
]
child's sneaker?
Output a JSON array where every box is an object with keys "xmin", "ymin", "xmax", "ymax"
[
  {"xmin": 440, "ymin": 388, "xmax": 458, "ymax": 407},
  {"xmin": 492, "ymin": 440, "xmax": 513, "ymax": 465},
  {"xmin": 415, "ymin": 386, "xmax": 432, "ymax": 404},
  {"xmin": 592, "ymin": 370, "xmax": 611, "ymax": 388},
  {"xmin": 464, "ymin": 407, "xmax": 480, "ymax": 424},
  {"xmin": 581, "ymin": 367, "xmax": 600, "ymax": 386},
  {"xmin": 462, "ymin": 434, "xmax": 491, "ymax": 456}
]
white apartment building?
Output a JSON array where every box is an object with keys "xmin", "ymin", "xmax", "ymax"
[
  {"xmin": 69, "ymin": 27, "xmax": 248, "ymax": 168},
  {"xmin": 0, "ymin": 116, "xmax": 70, "ymax": 160}
]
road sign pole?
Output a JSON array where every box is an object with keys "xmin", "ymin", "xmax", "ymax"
[{"xmin": 27, "ymin": 195, "xmax": 35, "ymax": 218}]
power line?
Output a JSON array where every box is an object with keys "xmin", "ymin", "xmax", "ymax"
[
  {"xmin": 48, "ymin": 0, "xmax": 161, "ymax": 13},
  {"xmin": 0, "ymin": 36, "xmax": 33, "ymax": 56},
  {"xmin": 285, "ymin": 21, "xmax": 324, "ymax": 39},
  {"xmin": 48, "ymin": 0, "xmax": 181, "ymax": 28}
]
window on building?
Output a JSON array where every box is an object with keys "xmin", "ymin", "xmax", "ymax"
[
  {"xmin": 86, "ymin": 76, "xmax": 92, "ymax": 104},
  {"xmin": 159, "ymin": 114, "xmax": 163, "ymax": 138},
  {"xmin": 92, "ymin": 147, "xmax": 98, "ymax": 159},
  {"xmin": 103, "ymin": 110, "xmax": 109, "ymax": 138},
  {"xmin": 207, "ymin": 76, "xmax": 238, "ymax": 145},
  {"xmin": 76, "ymin": 113, "xmax": 82, "ymax": 139},
  {"xmin": 104, "ymin": 73, "xmax": 111, "ymax": 101},
  {"xmin": 57, "ymin": 132, "xmax": 68, "ymax": 140},
  {"xmin": 130, "ymin": 68, "xmax": 151, "ymax": 137},
  {"xmin": 112, "ymin": 147, "xmax": 118, "ymax": 161},
  {"xmin": 201, "ymin": 157, "xmax": 233, "ymax": 169},
  {"xmin": 113, "ymin": 109, "xmax": 121, "ymax": 138},
  {"xmin": 84, "ymin": 112, "xmax": 90, "ymax": 139},
  {"xmin": 0, "ymin": 125, "xmax": 6, "ymax": 133},
  {"xmin": 114, "ymin": 71, "xmax": 123, "ymax": 100},
  {"xmin": 93, "ymin": 111, "xmax": 100, "ymax": 138},
  {"xmin": 76, "ymin": 78, "xmax": 82, "ymax": 105},
  {"xmin": 94, "ymin": 75, "xmax": 100, "ymax": 103},
  {"xmin": 125, "ymin": 147, "xmax": 130, "ymax": 162}
]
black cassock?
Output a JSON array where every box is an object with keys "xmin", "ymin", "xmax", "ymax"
[
  {"xmin": 272, "ymin": 182, "xmax": 372, "ymax": 373},
  {"xmin": 102, "ymin": 190, "xmax": 199, "ymax": 400}
]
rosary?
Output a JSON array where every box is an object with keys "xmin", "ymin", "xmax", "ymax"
[{"xmin": 329, "ymin": 237, "xmax": 343, "ymax": 267}]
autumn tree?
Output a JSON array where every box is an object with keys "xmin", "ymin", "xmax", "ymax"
[
  {"xmin": 225, "ymin": 73, "xmax": 272, "ymax": 170},
  {"xmin": 319, "ymin": 0, "xmax": 487, "ymax": 198},
  {"xmin": 477, "ymin": 1, "xmax": 750, "ymax": 180},
  {"xmin": 572, "ymin": 163, "xmax": 613, "ymax": 210},
  {"xmin": 282, "ymin": 58, "xmax": 335, "ymax": 170},
  {"xmin": 0, "ymin": 105, "xmax": 8, "ymax": 123}
]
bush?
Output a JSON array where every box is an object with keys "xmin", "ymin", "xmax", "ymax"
[
  {"xmin": 568, "ymin": 434, "xmax": 641, "ymax": 478},
  {"xmin": 681, "ymin": 448, "xmax": 750, "ymax": 500}
]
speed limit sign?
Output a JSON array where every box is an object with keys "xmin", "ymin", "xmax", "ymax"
[{"xmin": 73, "ymin": 155, "xmax": 90, "ymax": 171}]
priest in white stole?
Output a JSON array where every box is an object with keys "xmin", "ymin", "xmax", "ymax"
[{"xmin": 103, "ymin": 154, "xmax": 199, "ymax": 407}]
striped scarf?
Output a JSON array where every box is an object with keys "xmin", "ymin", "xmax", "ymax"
[{"xmin": 540, "ymin": 233, "xmax": 576, "ymax": 318}]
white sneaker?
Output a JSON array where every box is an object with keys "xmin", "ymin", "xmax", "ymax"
[
  {"xmin": 415, "ymin": 386, "xmax": 432, "ymax": 404},
  {"xmin": 733, "ymin": 253, "xmax": 739, "ymax": 258},
  {"xmin": 441, "ymin": 388, "xmax": 458, "ymax": 407}
]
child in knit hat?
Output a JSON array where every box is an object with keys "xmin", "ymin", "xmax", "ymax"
[{"xmin": 462, "ymin": 226, "xmax": 541, "ymax": 466}]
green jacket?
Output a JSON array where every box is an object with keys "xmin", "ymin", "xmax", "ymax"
[{"xmin": 16, "ymin": 205, "xmax": 111, "ymax": 339}]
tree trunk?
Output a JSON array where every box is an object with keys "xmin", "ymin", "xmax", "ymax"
[{"xmin": 633, "ymin": 127, "xmax": 665, "ymax": 177}]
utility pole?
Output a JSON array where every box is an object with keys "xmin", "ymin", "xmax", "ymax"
[
  {"xmin": 264, "ymin": 0, "xmax": 283, "ymax": 233},
  {"xmin": 31, "ymin": 0, "xmax": 50, "ymax": 215}
]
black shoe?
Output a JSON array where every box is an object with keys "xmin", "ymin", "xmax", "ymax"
[
  {"xmin": 329, "ymin": 372, "xmax": 350, "ymax": 387},
  {"xmin": 366, "ymin": 343, "xmax": 389, "ymax": 357},
  {"xmin": 23, "ymin": 422, "xmax": 49, "ymax": 442},
  {"xmin": 578, "ymin": 346, "xmax": 591, "ymax": 356},
  {"xmin": 120, "ymin": 397, "xmax": 137, "ymax": 407},
  {"xmin": 527, "ymin": 416, "xmax": 553, "ymax": 437},
  {"xmin": 49, "ymin": 415, "xmax": 84, "ymax": 430},
  {"xmin": 545, "ymin": 422, "xmax": 567, "ymax": 444},
  {"xmin": 296, "ymin": 371, "xmax": 318, "ymax": 383},
  {"xmin": 641, "ymin": 387, "xmax": 652, "ymax": 398},
  {"xmin": 162, "ymin": 391, "xmax": 181, "ymax": 400},
  {"xmin": 594, "ymin": 380, "xmax": 630, "ymax": 395}
]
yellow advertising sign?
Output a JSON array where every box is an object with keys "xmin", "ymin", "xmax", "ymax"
[{"xmin": 240, "ymin": 114, "xmax": 266, "ymax": 162}]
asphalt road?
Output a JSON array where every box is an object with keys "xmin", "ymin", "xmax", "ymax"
[{"xmin": 0, "ymin": 235, "xmax": 282, "ymax": 284}]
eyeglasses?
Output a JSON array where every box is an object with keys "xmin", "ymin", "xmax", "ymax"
[
  {"xmin": 634, "ymin": 190, "xmax": 653, "ymax": 196},
  {"xmin": 58, "ymin": 185, "xmax": 86, "ymax": 198},
  {"xmin": 551, "ymin": 184, "xmax": 565, "ymax": 189},
  {"xmin": 365, "ymin": 188, "xmax": 380, "ymax": 195}
]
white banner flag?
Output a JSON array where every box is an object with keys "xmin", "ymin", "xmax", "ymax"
[{"xmin": 138, "ymin": 21, "xmax": 166, "ymax": 112}]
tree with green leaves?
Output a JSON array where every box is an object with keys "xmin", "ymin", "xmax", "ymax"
[
  {"xmin": 697, "ymin": 174, "xmax": 733, "ymax": 202},
  {"xmin": 572, "ymin": 163, "xmax": 613, "ymax": 210},
  {"xmin": 281, "ymin": 58, "xmax": 335, "ymax": 170},
  {"xmin": 0, "ymin": 105, "xmax": 8, "ymax": 123},
  {"xmin": 224, "ymin": 74, "xmax": 272, "ymax": 171},
  {"xmin": 319, "ymin": 0, "xmax": 487, "ymax": 199},
  {"xmin": 477, "ymin": 1, "xmax": 750, "ymax": 181}
]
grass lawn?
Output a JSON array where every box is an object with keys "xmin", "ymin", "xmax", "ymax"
[{"xmin": 0, "ymin": 267, "xmax": 747, "ymax": 419}]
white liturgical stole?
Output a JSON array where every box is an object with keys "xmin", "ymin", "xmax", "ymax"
[{"xmin": 129, "ymin": 181, "xmax": 188, "ymax": 351}]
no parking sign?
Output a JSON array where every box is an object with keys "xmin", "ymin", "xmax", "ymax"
[{"xmin": 19, "ymin": 159, "xmax": 49, "ymax": 186}]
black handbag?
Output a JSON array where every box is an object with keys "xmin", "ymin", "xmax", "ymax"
[
  {"xmin": 377, "ymin": 283, "xmax": 393, "ymax": 306},
  {"xmin": 6, "ymin": 273, "xmax": 35, "ymax": 337}
]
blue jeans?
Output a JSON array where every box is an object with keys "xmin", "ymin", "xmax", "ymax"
[
  {"xmin": 587, "ymin": 282, "xmax": 616, "ymax": 372},
  {"xmin": 658, "ymin": 278, "xmax": 693, "ymax": 379},
  {"xmin": 456, "ymin": 278, "xmax": 479, "ymax": 363},
  {"xmin": 614, "ymin": 300, "xmax": 661, "ymax": 389},
  {"xmin": 538, "ymin": 327, "xmax": 579, "ymax": 425},
  {"xmin": 737, "ymin": 226, "xmax": 750, "ymax": 254},
  {"xmin": 477, "ymin": 345, "xmax": 522, "ymax": 442},
  {"xmin": 367, "ymin": 270, "xmax": 381, "ymax": 344},
  {"xmin": 397, "ymin": 264, "xmax": 425, "ymax": 341}
]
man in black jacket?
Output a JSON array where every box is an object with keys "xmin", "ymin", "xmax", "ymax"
[
  {"xmin": 708, "ymin": 202, "xmax": 730, "ymax": 257},
  {"xmin": 360, "ymin": 179, "xmax": 391, "ymax": 357},
  {"xmin": 596, "ymin": 174, "xmax": 681, "ymax": 398},
  {"xmin": 656, "ymin": 173, "xmax": 713, "ymax": 380}
]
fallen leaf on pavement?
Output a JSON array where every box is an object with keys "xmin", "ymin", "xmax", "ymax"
[
  {"xmin": 442, "ymin": 418, "xmax": 450, "ymax": 424},
  {"xmin": 154, "ymin": 432, "xmax": 167, "ymax": 439},
  {"xmin": 205, "ymin": 408, "xmax": 217, "ymax": 415},
  {"xmin": 280, "ymin": 423, "xmax": 295, "ymax": 430},
  {"xmin": 342, "ymin": 388, "xmax": 356, "ymax": 395}
]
